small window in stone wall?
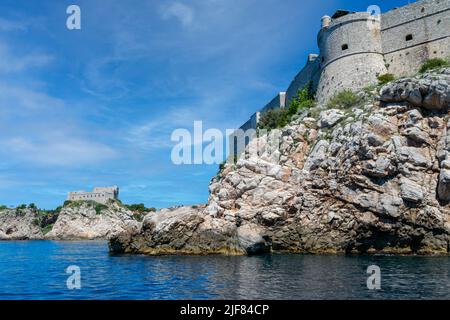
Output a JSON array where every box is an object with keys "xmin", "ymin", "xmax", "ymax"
[
  {"xmin": 342, "ymin": 44, "xmax": 348, "ymax": 51},
  {"xmin": 406, "ymin": 34, "xmax": 413, "ymax": 41}
]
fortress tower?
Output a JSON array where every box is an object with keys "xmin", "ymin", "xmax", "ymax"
[
  {"xmin": 231, "ymin": 0, "xmax": 450, "ymax": 156},
  {"xmin": 67, "ymin": 186, "xmax": 119, "ymax": 204},
  {"xmin": 316, "ymin": 11, "xmax": 388, "ymax": 104}
]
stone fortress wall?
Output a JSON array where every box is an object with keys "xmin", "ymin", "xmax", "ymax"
[
  {"xmin": 67, "ymin": 186, "xmax": 119, "ymax": 204},
  {"xmin": 315, "ymin": 11, "xmax": 387, "ymax": 104},
  {"xmin": 382, "ymin": 0, "xmax": 450, "ymax": 76},
  {"xmin": 231, "ymin": 0, "xmax": 450, "ymax": 150}
]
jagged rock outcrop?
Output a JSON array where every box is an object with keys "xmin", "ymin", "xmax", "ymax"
[
  {"xmin": 46, "ymin": 201, "xmax": 140, "ymax": 240},
  {"xmin": 380, "ymin": 70, "xmax": 450, "ymax": 110},
  {"xmin": 111, "ymin": 69, "xmax": 450, "ymax": 256},
  {"xmin": 0, "ymin": 208, "xmax": 44, "ymax": 240},
  {"xmin": 110, "ymin": 206, "xmax": 255, "ymax": 255}
]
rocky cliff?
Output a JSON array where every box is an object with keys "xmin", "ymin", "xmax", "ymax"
[
  {"xmin": 110, "ymin": 69, "xmax": 450, "ymax": 256},
  {"xmin": 0, "ymin": 208, "xmax": 44, "ymax": 240},
  {"xmin": 45, "ymin": 201, "xmax": 140, "ymax": 240},
  {"xmin": 0, "ymin": 201, "xmax": 140, "ymax": 241}
]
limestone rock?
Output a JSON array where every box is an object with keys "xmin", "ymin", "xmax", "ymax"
[
  {"xmin": 303, "ymin": 140, "xmax": 329, "ymax": 172},
  {"xmin": 403, "ymin": 127, "xmax": 429, "ymax": 145},
  {"xmin": 237, "ymin": 224, "xmax": 271, "ymax": 254},
  {"xmin": 438, "ymin": 169, "xmax": 450, "ymax": 202},
  {"xmin": 400, "ymin": 178, "xmax": 424, "ymax": 203},
  {"xmin": 318, "ymin": 109, "xmax": 345, "ymax": 128},
  {"xmin": 110, "ymin": 70, "xmax": 450, "ymax": 256},
  {"xmin": 381, "ymin": 75, "xmax": 450, "ymax": 111},
  {"xmin": 0, "ymin": 208, "xmax": 44, "ymax": 240},
  {"xmin": 46, "ymin": 201, "xmax": 140, "ymax": 240}
]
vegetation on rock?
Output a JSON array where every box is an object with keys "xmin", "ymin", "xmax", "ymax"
[
  {"xmin": 419, "ymin": 58, "xmax": 450, "ymax": 73},
  {"xmin": 124, "ymin": 203, "xmax": 156, "ymax": 213},
  {"xmin": 377, "ymin": 73, "xmax": 395, "ymax": 85},
  {"xmin": 326, "ymin": 89, "xmax": 361, "ymax": 110},
  {"xmin": 258, "ymin": 83, "xmax": 315, "ymax": 130}
]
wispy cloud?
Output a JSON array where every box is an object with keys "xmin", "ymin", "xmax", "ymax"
[
  {"xmin": 0, "ymin": 83, "xmax": 63, "ymax": 112},
  {"xmin": 0, "ymin": 43, "xmax": 52, "ymax": 73},
  {"xmin": 0, "ymin": 136, "xmax": 117, "ymax": 167},
  {"xmin": 0, "ymin": 17, "xmax": 27, "ymax": 32},
  {"xmin": 0, "ymin": 83, "xmax": 117, "ymax": 168},
  {"xmin": 160, "ymin": 2, "xmax": 194, "ymax": 27}
]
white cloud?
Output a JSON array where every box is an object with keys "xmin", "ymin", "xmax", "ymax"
[
  {"xmin": 1, "ymin": 137, "xmax": 117, "ymax": 167},
  {"xmin": 0, "ymin": 83, "xmax": 64, "ymax": 112},
  {"xmin": 160, "ymin": 2, "xmax": 194, "ymax": 27},
  {"xmin": 0, "ymin": 83, "xmax": 118, "ymax": 168},
  {"xmin": 0, "ymin": 43, "xmax": 53, "ymax": 73},
  {"xmin": 0, "ymin": 18, "xmax": 27, "ymax": 32}
]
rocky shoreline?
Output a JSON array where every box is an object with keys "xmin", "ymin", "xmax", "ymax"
[
  {"xmin": 0, "ymin": 201, "xmax": 141, "ymax": 241},
  {"xmin": 110, "ymin": 69, "xmax": 450, "ymax": 256},
  {"xmin": 2, "ymin": 70, "xmax": 450, "ymax": 256}
]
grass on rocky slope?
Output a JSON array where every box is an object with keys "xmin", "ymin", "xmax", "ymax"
[
  {"xmin": 63, "ymin": 200, "xmax": 108, "ymax": 214},
  {"xmin": 41, "ymin": 224, "xmax": 54, "ymax": 235},
  {"xmin": 377, "ymin": 73, "xmax": 395, "ymax": 85},
  {"xmin": 326, "ymin": 89, "xmax": 362, "ymax": 111},
  {"xmin": 419, "ymin": 58, "xmax": 450, "ymax": 73},
  {"xmin": 63, "ymin": 199, "xmax": 155, "ymax": 220}
]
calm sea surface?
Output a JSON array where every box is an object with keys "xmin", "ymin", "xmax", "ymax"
[{"xmin": 0, "ymin": 241, "xmax": 448, "ymax": 300}]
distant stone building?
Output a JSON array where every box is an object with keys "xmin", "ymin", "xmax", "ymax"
[
  {"xmin": 230, "ymin": 0, "xmax": 450, "ymax": 156},
  {"xmin": 67, "ymin": 186, "xmax": 119, "ymax": 204}
]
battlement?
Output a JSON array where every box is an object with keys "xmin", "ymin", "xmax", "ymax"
[
  {"xmin": 67, "ymin": 186, "xmax": 119, "ymax": 204},
  {"xmin": 232, "ymin": 0, "xmax": 450, "ymax": 152}
]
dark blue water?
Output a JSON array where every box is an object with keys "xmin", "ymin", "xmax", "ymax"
[{"xmin": 0, "ymin": 241, "xmax": 449, "ymax": 300}]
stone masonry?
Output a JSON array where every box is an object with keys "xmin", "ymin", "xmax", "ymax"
[
  {"xmin": 232, "ymin": 0, "xmax": 450, "ymax": 150},
  {"xmin": 67, "ymin": 186, "xmax": 119, "ymax": 204}
]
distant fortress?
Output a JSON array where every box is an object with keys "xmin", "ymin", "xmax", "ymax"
[
  {"xmin": 67, "ymin": 186, "xmax": 119, "ymax": 204},
  {"xmin": 235, "ymin": 0, "xmax": 450, "ymax": 134}
]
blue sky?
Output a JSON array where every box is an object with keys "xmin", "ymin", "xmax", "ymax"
[{"xmin": 0, "ymin": 0, "xmax": 412, "ymax": 209}]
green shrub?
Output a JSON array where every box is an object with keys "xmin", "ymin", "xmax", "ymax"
[
  {"xmin": 419, "ymin": 58, "xmax": 449, "ymax": 73},
  {"xmin": 0, "ymin": 205, "xmax": 7, "ymax": 210},
  {"xmin": 125, "ymin": 203, "xmax": 156, "ymax": 213},
  {"xmin": 132, "ymin": 213, "xmax": 144, "ymax": 222},
  {"xmin": 258, "ymin": 83, "xmax": 315, "ymax": 130},
  {"xmin": 28, "ymin": 203, "xmax": 38, "ymax": 210},
  {"xmin": 257, "ymin": 108, "xmax": 290, "ymax": 130},
  {"xmin": 63, "ymin": 200, "xmax": 86, "ymax": 208},
  {"xmin": 17, "ymin": 204, "xmax": 27, "ymax": 210},
  {"xmin": 287, "ymin": 82, "xmax": 315, "ymax": 116},
  {"xmin": 94, "ymin": 203, "xmax": 108, "ymax": 215},
  {"xmin": 377, "ymin": 73, "xmax": 395, "ymax": 85},
  {"xmin": 42, "ymin": 224, "xmax": 54, "ymax": 235},
  {"xmin": 327, "ymin": 90, "xmax": 361, "ymax": 110},
  {"xmin": 63, "ymin": 200, "xmax": 73, "ymax": 207}
]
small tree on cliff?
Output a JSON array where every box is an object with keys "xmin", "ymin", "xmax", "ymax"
[{"xmin": 258, "ymin": 82, "xmax": 315, "ymax": 130}]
